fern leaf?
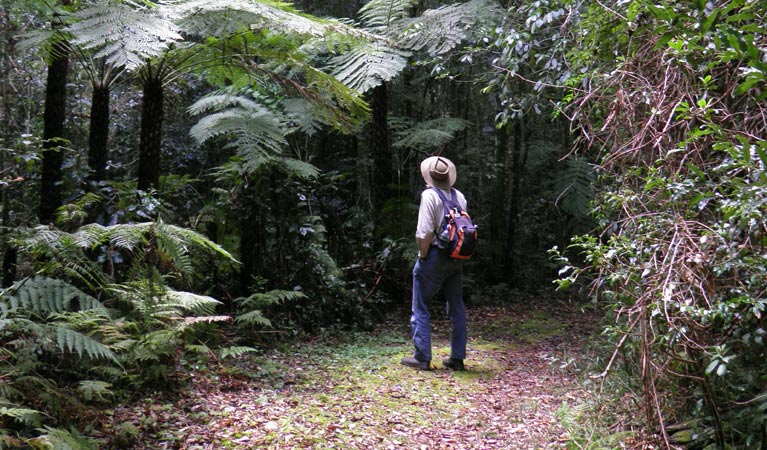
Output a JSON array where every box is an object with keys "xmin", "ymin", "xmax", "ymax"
[
  {"xmin": 358, "ymin": 0, "xmax": 418, "ymax": 31},
  {"xmin": 555, "ymin": 156, "xmax": 596, "ymax": 218},
  {"xmin": 68, "ymin": 3, "xmax": 182, "ymax": 70},
  {"xmin": 53, "ymin": 325, "xmax": 119, "ymax": 363},
  {"xmin": 2, "ymin": 277, "xmax": 108, "ymax": 316},
  {"xmin": 392, "ymin": 117, "xmax": 471, "ymax": 150},
  {"xmin": 180, "ymin": 315, "xmax": 232, "ymax": 326},
  {"xmin": 156, "ymin": 220, "xmax": 238, "ymax": 263},
  {"xmin": 219, "ymin": 346, "xmax": 259, "ymax": 360},
  {"xmin": 189, "ymin": 104, "xmax": 287, "ymax": 156},
  {"xmin": 0, "ymin": 406, "xmax": 42, "ymax": 427},
  {"xmin": 395, "ymin": 0, "xmax": 500, "ymax": 56},
  {"xmin": 330, "ymin": 42, "xmax": 409, "ymax": 93},
  {"xmin": 167, "ymin": 0, "xmax": 331, "ymax": 39},
  {"xmin": 235, "ymin": 309, "xmax": 272, "ymax": 327},
  {"xmin": 77, "ymin": 380, "xmax": 113, "ymax": 401},
  {"xmin": 34, "ymin": 426, "xmax": 100, "ymax": 450},
  {"xmin": 273, "ymin": 157, "xmax": 320, "ymax": 179},
  {"xmin": 163, "ymin": 290, "xmax": 222, "ymax": 315}
]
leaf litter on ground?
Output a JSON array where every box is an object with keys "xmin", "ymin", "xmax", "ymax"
[{"xmin": 111, "ymin": 292, "xmax": 601, "ymax": 449}]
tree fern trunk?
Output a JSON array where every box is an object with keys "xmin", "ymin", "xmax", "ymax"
[
  {"xmin": 88, "ymin": 82, "xmax": 110, "ymax": 181},
  {"xmin": 369, "ymin": 82, "xmax": 392, "ymax": 224},
  {"xmin": 137, "ymin": 75, "xmax": 163, "ymax": 191},
  {"xmin": 39, "ymin": 40, "xmax": 69, "ymax": 223}
]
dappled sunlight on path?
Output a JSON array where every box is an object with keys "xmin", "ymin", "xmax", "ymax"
[{"xmin": 119, "ymin": 295, "xmax": 599, "ymax": 449}]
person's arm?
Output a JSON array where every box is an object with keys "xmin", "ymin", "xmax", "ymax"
[{"xmin": 416, "ymin": 233, "xmax": 433, "ymax": 260}]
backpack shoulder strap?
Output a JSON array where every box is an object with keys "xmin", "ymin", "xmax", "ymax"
[{"xmin": 431, "ymin": 187, "xmax": 459, "ymax": 213}]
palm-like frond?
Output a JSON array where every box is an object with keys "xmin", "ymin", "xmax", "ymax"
[
  {"xmin": 163, "ymin": 290, "xmax": 221, "ymax": 316},
  {"xmin": 358, "ymin": 0, "xmax": 418, "ymax": 31},
  {"xmin": 330, "ymin": 42, "xmax": 409, "ymax": 93},
  {"xmin": 166, "ymin": 0, "xmax": 331, "ymax": 38},
  {"xmin": 555, "ymin": 156, "xmax": 596, "ymax": 219},
  {"xmin": 395, "ymin": 0, "xmax": 499, "ymax": 56},
  {"xmin": 189, "ymin": 94, "xmax": 287, "ymax": 156},
  {"xmin": 68, "ymin": 3, "xmax": 182, "ymax": 70},
  {"xmin": 392, "ymin": 117, "xmax": 471, "ymax": 150}
]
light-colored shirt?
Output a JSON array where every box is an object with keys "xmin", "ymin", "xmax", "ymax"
[{"xmin": 415, "ymin": 187, "xmax": 468, "ymax": 243}]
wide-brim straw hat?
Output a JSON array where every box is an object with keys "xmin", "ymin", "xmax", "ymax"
[{"xmin": 420, "ymin": 156, "xmax": 456, "ymax": 190}]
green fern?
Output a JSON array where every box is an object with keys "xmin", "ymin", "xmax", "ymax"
[
  {"xmin": 0, "ymin": 406, "xmax": 42, "ymax": 427},
  {"xmin": 76, "ymin": 381, "xmax": 112, "ymax": 402},
  {"xmin": 330, "ymin": 42, "xmax": 410, "ymax": 93},
  {"xmin": 68, "ymin": 3, "xmax": 182, "ymax": 70},
  {"xmin": 392, "ymin": 117, "xmax": 471, "ymax": 150},
  {"xmin": 555, "ymin": 156, "xmax": 596, "ymax": 219},
  {"xmin": 30, "ymin": 426, "xmax": 100, "ymax": 450},
  {"xmin": 235, "ymin": 289, "xmax": 306, "ymax": 327},
  {"xmin": 1, "ymin": 276, "xmax": 108, "ymax": 317},
  {"xmin": 53, "ymin": 325, "xmax": 119, "ymax": 363},
  {"xmin": 358, "ymin": 0, "xmax": 418, "ymax": 31},
  {"xmin": 219, "ymin": 346, "xmax": 259, "ymax": 360}
]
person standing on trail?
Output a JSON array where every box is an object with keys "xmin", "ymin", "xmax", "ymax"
[{"xmin": 401, "ymin": 156, "xmax": 467, "ymax": 371}]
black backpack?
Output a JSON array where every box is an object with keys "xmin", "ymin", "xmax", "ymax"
[{"xmin": 432, "ymin": 188, "xmax": 478, "ymax": 259}]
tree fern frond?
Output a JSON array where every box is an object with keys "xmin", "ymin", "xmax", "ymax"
[
  {"xmin": 52, "ymin": 325, "xmax": 119, "ymax": 363},
  {"xmin": 555, "ymin": 156, "xmax": 596, "ymax": 218},
  {"xmin": 273, "ymin": 157, "xmax": 320, "ymax": 179},
  {"xmin": 103, "ymin": 222, "xmax": 151, "ymax": 251},
  {"xmin": 394, "ymin": 0, "xmax": 497, "ymax": 56},
  {"xmin": 358, "ymin": 0, "xmax": 418, "ymax": 31},
  {"xmin": 189, "ymin": 104, "xmax": 287, "ymax": 156},
  {"xmin": 240, "ymin": 289, "xmax": 306, "ymax": 307},
  {"xmin": 166, "ymin": 0, "xmax": 332, "ymax": 39},
  {"xmin": 392, "ymin": 117, "xmax": 472, "ymax": 150},
  {"xmin": 180, "ymin": 315, "xmax": 231, "ymax": 326},
  {"xmin": 330, "ymin": 42, "xmax": 409, "ymax": 93},
  {"xmin": 187, "ymin": 93, "xmax": 263, "ymax": 116},
  {"xmin": 68, "ymin": 3, "xmax": 182, "ymax": 70}
]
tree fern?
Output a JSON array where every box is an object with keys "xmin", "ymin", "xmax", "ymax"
[
  {"xmin": 358, "ymin": 0, "xmax": 418, "ymax": 31},
  {"xmin": 76, "ymin": 380, "xmax": 112, "ymax": 402},
  {"xmin": 394, "ymin": 0, "xmax": 498, "ymax": 56},
  {"xmin": 67, "ymin": 2, "xmax": 183, "ymax": 71},
  {"xmin": 330, "ymin": 42, "xmax": 410, "ymax": 93},
  {"xmin": 392, "ymin": 117, "xmax": 471, "ymax": 150},
  {"xmin": 189, "ymin": 94, "xmax": 287, "ymax": 156},
  {"xmin": 555, "ymin": 156, "xmax": 596, "ymax": 219}
]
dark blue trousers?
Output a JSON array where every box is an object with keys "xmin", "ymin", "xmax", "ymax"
[{"xmin": 410, "ymin": 246, "xmax": 467, "ymax": 362}]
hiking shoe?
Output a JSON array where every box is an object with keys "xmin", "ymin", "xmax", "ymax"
[
  {"xmin": 442, "ymin": 358, "xmax": 465, "ymax": 371},
  {"xmin": 401, "ymin": 356, "xmax": 430, "ymax": 370}
]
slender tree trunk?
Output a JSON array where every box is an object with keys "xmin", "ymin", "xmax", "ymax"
[
  {"xmin": 489, "ymin": 122, "xmax": 509, "ymax": 280},
  {"xmin": 504, "ymin": 119, "xmax": 524, "ymax": 281},
  {"xmin": 137, "ymin": 74, "xmax": 163, "ymax": 191},
  {"xmin": 39, "ymin": 40, "xmax": 69, "ymax": 223},
  {"xmin": 369, "ymin": 82, "xmax": 392, "ymax": 234},
  {"xmin": 88, "ymin": 81, "xmax": 110, "ymax": 181},
  {"xmin": 1, "ymin": 3, "xmax": 16, "ymax": 286}
]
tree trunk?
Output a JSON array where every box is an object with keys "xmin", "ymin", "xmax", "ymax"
[
  {"xmin": 39, "ymin": 40, "xmax": 69, "ymax": 223},
  {"xmin": 488, "ymin": 122, "xmax": 509, "ymax": 281},
  {"xmin": 369, "ymin": 82, "xmax": 392, "ymax": 217},
  {"xmin": 504, "ymin": 119, "xmax": 524, "ymax": 281},
  {"xmin": 88, "ymin": 82, "xmax": 110, "ymax": 181},
  {"xmin": 137, "ymin": 74, "xmax": 163, "ymax": 191}
]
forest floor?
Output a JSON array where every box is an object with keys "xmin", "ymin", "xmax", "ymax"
[{"xmin": 111, "ymin": 292, "xmax": 631, "ymax": 449}]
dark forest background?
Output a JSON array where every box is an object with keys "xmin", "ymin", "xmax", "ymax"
[{"xmin": 1, "ymin": 0, "xmax": 765, "ymax": 448}]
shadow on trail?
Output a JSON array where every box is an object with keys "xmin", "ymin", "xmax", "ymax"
[{"xmin": 117, "ymin": 292, "xmax": 600, "ymax": 449}]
